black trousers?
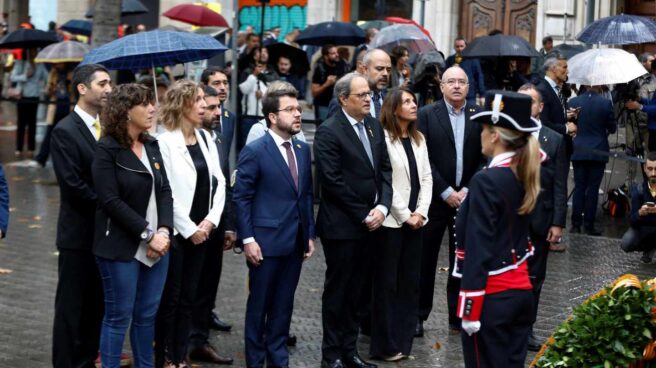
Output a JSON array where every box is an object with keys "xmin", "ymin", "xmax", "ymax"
[
  {"xmin": 370, "ymin": 225, "xmax": 422, "ymax": 357},
  {"xmin": 16, "ymin": 97, "xmax": 39, "ymax": 152},
  {"xmin": 527, "ymin": 231, "xmax": 549, "ymax": 324},
  {"xmin": 321, "ymin": 231, "xmax": 380, "ymax": 361},
  {"xmin": 52, "ymin": 248, "xmax": 104, "ymax": 368},
  {"xmin": 461, "ymin": 289, "xmax": 534, "ymax": 368},
  {"xmin": 189, "ymin": 228, "xmax": 226, "ymax": 348},
  {"xmin": 418, "ymin": 210, "xmax": 459, "ymax": 326},
  {"xmin": 155, "ymin": 235, "xmax": 207, "ymax": 366}
]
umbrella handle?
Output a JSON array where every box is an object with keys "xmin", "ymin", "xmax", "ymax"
[{"xmin": 152, "ymin": 64, "xmax": 159, "ymax": 106}]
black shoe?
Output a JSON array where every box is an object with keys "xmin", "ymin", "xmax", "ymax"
[
  {"xmin": 414, "ymin": 320, "xmax": 424, "ymax": 337},
  {"xmin": 584, "ymin": 227, "xmax": 602, "ymax": 236},
  {"xmin": 570, "ymin": 225, "xmax": 581, "ymax": 234},
  {"xmin": 642, "ymin": 249, "xmax": 656, "ymax": 263},
  {"xmin": 321, "ymin": 359, "xmax": 344, "ymax": 368},
  {"xmin": 287, "ymin": 334, "xmax": 297, "ymax": 346},
  {"xmin": 210, "ymin": 312, "xmax": 232, "ymax": 332},
  {"xmin": 527, "ymin": 332, "xmax": 542, "ymax": 352},
  {"xmin": 343, "ymin": 354, "xmax": 377, "ymax": 368}
]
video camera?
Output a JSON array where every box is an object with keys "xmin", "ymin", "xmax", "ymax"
[{"xmin": 614, "ymin": 78, "xmax": 641, "ymax": 103}]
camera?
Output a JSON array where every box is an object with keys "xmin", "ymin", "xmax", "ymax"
[{"xmin": 614, "ymin": 78, "xmax": 640, "ymax": 103}]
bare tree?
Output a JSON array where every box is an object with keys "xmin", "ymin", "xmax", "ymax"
[{"xmin": 91, "ymin": 0, "xmax": 121, "ymax": 48}]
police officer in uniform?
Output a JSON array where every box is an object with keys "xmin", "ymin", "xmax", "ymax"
[{"xmin": 454, "ymin": 90, "xmax": 542, "ymax": 367}]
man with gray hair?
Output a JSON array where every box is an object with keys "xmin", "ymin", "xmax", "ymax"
[
  {"xmin": 315, "ymin": 72, "xmax": 392, "ymax": 368},
  {"xmin": 327, "ymin": 48, "xmax": 391, "ymax": 118}
]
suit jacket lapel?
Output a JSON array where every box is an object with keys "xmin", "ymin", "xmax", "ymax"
[
  {"xmin": 173, "ymin": 129, "xmax": 195, "ymax": 170},
  {"xmin": 463, "ymin": 104, "xmax": 477, "ymax": 142},
  {"xmin": 393, "ymin": 138, "xmax": 410, "ymax": 179},
  {"xmin": 73, "ymin": 113, "xmax": 97, "ymax": 148},
  {"xmin": 363, "ymin": 117, "xmax": 377, "ymax": 168},
  {"xmin": 338, "ymin": 111, "xmax": 374, "ymax": 171},
  {"xmin": 435, "ymin": 102, "xmax": 455, "ymax": 146},
  {"xmin": 292, "ymin": 140, "xmax": 304, "ymax": 197},
  {"xmin": 263, "ymin": 134, "xmax": 298, "ymax": 193}
]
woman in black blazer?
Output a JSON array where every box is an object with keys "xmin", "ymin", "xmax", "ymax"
[{"xmin": 92, "ymin": 84, "xmax": 173, "ymax": 368}]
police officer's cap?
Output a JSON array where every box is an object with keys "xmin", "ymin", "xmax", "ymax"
[{"xmin": 471, "ymin": 90, "xmax": 541, "ymax": 133}]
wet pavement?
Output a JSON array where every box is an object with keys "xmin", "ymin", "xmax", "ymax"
[{"xmin": 0, "ymin": 100, "xmax": 655, "ymax": 367}]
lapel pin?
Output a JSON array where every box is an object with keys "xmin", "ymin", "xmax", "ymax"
[
  {"xmin": 154, "ymin": 162, "xmax": 160, "ymax": 170},
  {"xmin": 296, "ymin": 144, "xmax": 301, "ymax": 149},
  {"xmin": 368, "ymin": 127, "xmax": 373, "ymax": 138},
  {"xmin": 217, "ymin": 138, "xmax": 222, "ymax": 144},
  {"xmin": 230, "ymin": 170, "xmax": 237, "ymax": 188},
  {"xmin": 224, "ymin": 111, "xmax": 229, "ymax": 117}
]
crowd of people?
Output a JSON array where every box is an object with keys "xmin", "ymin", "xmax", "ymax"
[{"xmin": 2, "ymin": 18, "xmax": 656, "ymax": 368}]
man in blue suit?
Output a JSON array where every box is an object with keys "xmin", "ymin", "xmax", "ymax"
[
  {"xmin": 233, "ymin": 84, "xmax": 316, "ymax": 368},
  {"xmin": 568, "ymin": 85, "xmax": 617, "ymax": 235},
  {"xmin": 202, "ymin": 67, "xmax": 236, "ymax": 154},
  {"xmin": 0, "ymin": 164, "xmax": 8, "ymax": 240}
]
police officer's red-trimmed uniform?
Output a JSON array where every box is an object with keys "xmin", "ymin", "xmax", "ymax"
[{"xmin": 454, "ymin": 90, "xmax": 543, "ymax": 367}]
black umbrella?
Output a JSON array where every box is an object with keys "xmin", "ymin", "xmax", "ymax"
[
  {"xmin": 266, "ymin": 42, "xmax": 309, "ymax": 75},
  {"xmin": 0, "ymin": 28, "xmax": 59, "ymax": 49},
  {"xmin": 296, "ymin": 21, "xmax": 366, "ymax": 46},
  {"xmin": 461, "ymin": 34, "xmax": 539, "ymax": 58},
  {"xmin": 85, "ymin": 0, "xmax": 148, "ymax": 18}
]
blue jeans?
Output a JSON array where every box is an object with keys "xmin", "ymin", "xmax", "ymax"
[{"xmin": 96, "ymin": 254, "xmax": 169, "ymax": 368}]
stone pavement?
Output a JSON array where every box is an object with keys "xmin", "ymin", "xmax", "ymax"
[{"xmin": 0, "ymin": 101, "xmax": 655, "ymax": 367}]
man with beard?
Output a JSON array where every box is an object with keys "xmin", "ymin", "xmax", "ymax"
[
  {"xmin": 202, "ymin": 67, "xmax": 236, "ymax": 157},
  {"xmin": 621, "ymin": 152, "xmax": 656, "ymax": 263},
  {"xmin": 234, "ymin": 84, "xmax": 316, "ymax": 368},
  {"xmin": 51, "ymin": 64, "xmax": 112, "ymax": 368},
  {"xmin": 328, "ymin": 48, "xmax": 391, "ymax": 120},
  {"xmin": 276, "ymin": 55, "xmax": 306, "ymax": 99},
  {"xmin": 312, "ymin": 44, "xmax": 348, "ymax": 124},
  {"xmin": 187, "ymin": 85, "xmax": 235, "ymax": 365},
  {"xmin": 416, "ymin": 65, "xmax": 484, "ymax": 336}
]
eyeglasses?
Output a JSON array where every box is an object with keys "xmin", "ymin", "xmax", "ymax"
[
  {"xmin": 278, "ymin": 106, "xmax": 303, "ymax": 114},
  {"xmin": 349, "ymin": 91, "xmax": 374, "ymax": 100},
  {"xmin": 443, "ymin": 79, "xmax": 469, "ymax": 87}
]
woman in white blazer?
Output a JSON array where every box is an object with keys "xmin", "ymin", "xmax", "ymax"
[
  {"xmin": 154, "ymin": 80, "xmax": 226, "ymax": 368},
  {"xmin": 370, "ymin": 87, "xmax": 433, "ymax": 362}
]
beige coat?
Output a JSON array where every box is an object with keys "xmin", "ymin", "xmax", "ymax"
[{"xmin": 382, "ymin": 130, "xmax": 433, "ymax": 228}]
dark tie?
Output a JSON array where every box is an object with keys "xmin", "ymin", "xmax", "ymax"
[
  {"xmin": 356, "ymin": 122, "xmax": 374, "ymax": 166},
  {"xmin": 282, "ymin": 142, "xmax": 298, "ymax": 189},
  {"xmin": 373, "ymin": 92, "xmax": 382, "ymax": 119},
  {"xmin": 556, "ymin": 86, "xmax": 567, "ymax": 114},
  {"xmin": 217, "ymin": 107, "xmax": 223, "ymax": 133}
]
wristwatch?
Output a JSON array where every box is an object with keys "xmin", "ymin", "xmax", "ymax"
[{"xmin": 140, "ymin": 229, "xmax": 154, "ymax": 243}]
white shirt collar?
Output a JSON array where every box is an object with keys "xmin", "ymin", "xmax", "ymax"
[
  {"xmin": 444, "ymin": 99, "xmax": 467, "ymax": 116},
  {"xmin": 74, "ymin": 105, "xmax": 99, "ymax": 129},
  {"xmin": 268, "ymin": 128, "xmax": 292, "ymax": 147},
  {"xmin": 342, "ymin": 108, "xmax": 364, "ymax": 127},
  {"xmin": 544, "ymin": 76, "xmax": 558, "ymax": 89},
  {"xmin": 489, "ymin": 151, "xmax": 517, "ymax": 168}
]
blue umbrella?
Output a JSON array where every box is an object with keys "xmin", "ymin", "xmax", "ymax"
[
  {"xmin": 61, "ymin": 19, "xmax": 93, "ymax": 37},
  {"xmin": 296, "ymin": 21, "xmax": 366, "ymax": 46},
  {"xmin": 576, "ymin": 14, "xmax": 656, "ymax": 45},
  {"xmin": 81, "ymin": 30, "xmax": 227, "ymax": 70}
]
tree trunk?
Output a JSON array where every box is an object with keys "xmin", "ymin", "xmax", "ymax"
[{"xmin": 91, "ymin": 0, "xmax": 121, "ymax": 48}]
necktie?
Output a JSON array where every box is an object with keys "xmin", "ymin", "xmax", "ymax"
[
  {"xmin": 556, "ymin": 86, "xmax": 567, "ymax": 114},
  {"xmin": 217, "ymin": 107, "xmax": 223, "ymax": 133},
  {"xmin": 92, "ymin": 120, "xmax": 101, "ymax": 141},
  {"xmin": 356, "ymin": 122, "xmax": 374, "ymax": 166},
  {"xmin": 373, "ymin": 92, "xmax": 382, "ymax": 119},
  {"xmin": 282, "ymin": 142, "xmax": 298, "ymax": 189}
]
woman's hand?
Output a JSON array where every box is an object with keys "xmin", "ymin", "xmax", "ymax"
[
  {"xmin": 148, "ymin": 233, "xmax": 170, "ymax": 256},
  {"xmin": 190, "ymin": 229, "xmax": 209, "ymax": 245}
]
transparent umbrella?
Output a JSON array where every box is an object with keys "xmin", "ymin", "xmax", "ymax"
[
  {"xmin": 567, "ymin": 48, "xmax": 647, "ymax": 86},
  {"xmin": 369, "ymin": 24, "xmax": 436, "ymax": 55},
  {"xmin": 576, "ymin": 14, "xmax": 656, "ymax": 45}
]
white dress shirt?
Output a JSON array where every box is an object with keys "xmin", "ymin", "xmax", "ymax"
[{"xmin": 74, "ymin": 105, "xmax": 100, "ymax": 139}]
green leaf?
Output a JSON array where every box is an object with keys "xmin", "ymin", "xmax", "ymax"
[{"xmin": 644, "ymin": 328, "xmax": 652, "ymax": 339}]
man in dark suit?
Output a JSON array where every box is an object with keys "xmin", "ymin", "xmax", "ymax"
[
  {"xmin": 518, "ymin": 84, "xmax": 568, "ymax": 351},
  {"xmin": 568, "ymin": 85, "xmax": 617, "ymax": 236},
  {"xmin": 415, "ymin": 65, "xmax": 484, "ymax": 335},
  {"xmin": 188, "ymin": 85, "xmax": 235, "ymax": 365},
  {"xmin": 50, "ymin": 64, "xmax": 112, "ymax": 368},
  {"xmin": 202, "ymin": 66, "xmax": 236, "ymax": 156},
  {"xmin": 534, "ymin": 55, "xmax": 578, "ymax": 156},
  {"xmin": 315, "ymin": 72, "xmax": 392, "ymax": 368},
  {"xmin": 233, "ymin": 84, "xmax": 316, "ymax": 368}
]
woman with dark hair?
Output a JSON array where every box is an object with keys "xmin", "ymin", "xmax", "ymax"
[
  {"xmin": 92, "ymin": 83, "xmax": 173, "ymax": 368},
  {"xmin": 370, "ymin": 87, "xmax": 432, "ymax": 361},
  {"xmin": 390, "ymin": 46, "xmax": 412, "ymax": 88},
  {"xmin": 455, "ymin": 90, "xmax": 541, "ymax": 367},
  {"xmin": 155, "ymin": 80, "xmax": 226, "ymax": 368}
]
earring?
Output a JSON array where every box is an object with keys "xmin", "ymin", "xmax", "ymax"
[{"xmin": 128, "ymin": 115, "xmax": 132, "ymax": 121}]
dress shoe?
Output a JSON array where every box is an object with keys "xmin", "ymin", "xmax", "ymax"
[
  {"xmin": 449, "ymin": 323, "xmax": 462, "ymax": 334},
  {"xmin": 210, "ymin": 312, "xmax": 232, "ymax": 332},
  {"xmin": 414, "ymin": 320, "xmax": 424, "ymax": 337},
  {"xmin": 584, "ymin": 227, "xmax": 602, "ymax": 236},
  {"xmin": 344, "ymin": 354, "xmax": 377, "ymax": 368},
  {"xmin": 570, "ymin": 225, "xmax": 581, "ymax": 234},
  {"xmin": 527, "ymin": 332, "xmax": 542, "ymax": 352},
  {"xmin": 189, "ymin": 344, "xmax": 234, "ymax": 365},
  {"xmin": 642, "ymin": 249, "xmax": 656, "ymax": 264},
  {"xmin": 321, "ymin": 358, "xmax": 345, "ymax": 368},
  {"xmin": 287, "ymin": 334, "xmax": 297, "ymax": 346},
  {"xmin": 382, "ymin": 352, "xmax": 405, "ymax": 362}
]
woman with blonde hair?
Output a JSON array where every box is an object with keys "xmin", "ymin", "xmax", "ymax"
[
  {"xmin": 155, "ymin": 80, "xmax": 226, "ymax": 368},
  {"xmin": 370, "ymin": 87, "xmax": 432, "ymax": 361},
  {"xmin": 454, "ymin": 90, "xmax": 541, "ymax": 367}
]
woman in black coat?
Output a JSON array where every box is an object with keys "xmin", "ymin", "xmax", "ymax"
[{"xmin": 92, "ymin": 83, "xmax": 173, "ymax": 368}]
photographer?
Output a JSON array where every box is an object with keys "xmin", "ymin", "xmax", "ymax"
[
  {"xmin": 621, "ymin": 152, "xmax": 656, "ymax": 263},
  {"xmin": 625, "ymin": 85, "xmax": 656, "ymax": 152}
]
